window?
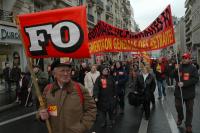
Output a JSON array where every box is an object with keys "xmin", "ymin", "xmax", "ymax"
[
  {"xmin": 97, "ymin": 13, "xmax": 101, "ymax": 21},
  {"xmin": 88, "ymin": 6, "xmax": 92, "ymax": 14},
  {"xmin": 0, "ymin": 0, "xmax": 2, "ymax": 9}
]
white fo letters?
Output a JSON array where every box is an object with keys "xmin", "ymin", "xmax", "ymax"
[{"xmin": 25, "ymin": 21, "xmax": 83, "ymax": 56}]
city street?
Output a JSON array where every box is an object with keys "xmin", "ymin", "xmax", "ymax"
[
  {"xmin": 0, "ymin": 82, "xmax": 199, "ymax": 133},
  {"xmin": 0, "ymin": 0, "xmax": 200, "ymax": 133}
]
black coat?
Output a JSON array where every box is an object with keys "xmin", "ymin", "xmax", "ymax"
[
  {"xmin": 136, "ymin": 73, "xmax": 156, "ymax": 99},
  {"xmin": 3, "ymin": 67, "xmax": 11, "ymax": 81},
  {"xmin": 93, "ymin": 75, "xmax": 117, "ymax": 112},
  {"xmin": 166, "ymin": 63, "xmax": 175, "ymax": 78},
  {"xmin": 11, "ymin": 67, "xmax": 21, "ymax": 82},
  {"xmin": 174, "ymin": 64, "xmax": 199, "ymax": 99},
  {"xmin": 113, "ymin": 67, "xmax": 128, "ymax": 95}
]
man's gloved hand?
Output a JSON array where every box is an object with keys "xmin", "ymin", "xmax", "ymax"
[
  {"xmin": 39, "ymin": 108, "xmax": 49, "ymax": 120},
  {"xmin": 178, "ymin": 82, "xmax": 184, "ymax": 88}
]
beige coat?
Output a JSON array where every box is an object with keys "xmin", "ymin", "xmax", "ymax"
[
  {"xmin": 43, "ymin": 80, "xmax": 97, "ymax": 133},
  {"xmin": 84, "ymin": 71, "xmax": 100, "ymax": 96}
]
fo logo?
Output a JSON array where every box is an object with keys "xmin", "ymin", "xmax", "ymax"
[{"xmin": 25, "ymin": 20, "xmax": 84, "ymax": 56}]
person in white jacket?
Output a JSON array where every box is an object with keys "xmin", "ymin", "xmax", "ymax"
[{"xmin": 84, "ymin": 65, "xmax": 100, "ymax": 96}]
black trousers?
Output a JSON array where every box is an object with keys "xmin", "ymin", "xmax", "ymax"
[
  {"xmin": 118, "ymin": 92, "xmax": 125, "ymax": 110},
  {"xmin": 143, "ymin": 98, "xmax": 150, "ymax": 119},
  {"xmin": 175, "ymin": 98, "xmax": 194, "ymax": 127},
  {"xmin": 101, "ymin": 109, "xmax": 114, "ymax": 124}
]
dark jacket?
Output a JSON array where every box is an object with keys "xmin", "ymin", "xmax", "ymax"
[
  {"xmin": 79, "ymin": 67, "xmax": 89, "ymax": 85},
  {"xmin": 11, "ymin": 67, "xmax": 21, "ymax": 82},
  {"xmin": 174, "ymin": 64, "xmax": 199, "ymax": 99},
  {"xmin": 113, "ymin": 67, "xmax": 128, "ymax": 95},
  {"xmin": 127, "ymin": 75, "xmax": 137, "ymax": 93},
  {"xmin": 3, "ymin": 67, "xmax": 11, "ymax": 81},
  {"xmin": 93, "ymin": 75, "xmax": 117, "ymax": 112},
  {"xmin": 21, "ymin": 74, "xmax": 31, "ymax": 91},
  {"xmin": 166, "ymin": 63, "xmax": 175, "ymax": 78},
  {"xmin": 136, "ymin": 73, "xmax": 156, "ymax": 99}
]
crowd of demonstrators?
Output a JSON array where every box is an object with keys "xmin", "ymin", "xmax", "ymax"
[
  {"xmin": 1, "ymin": 52, "xmax": 199, "ymax": 132},
  {"xmin": 174, "ymin": 53, "xmax": 199, "ymax": 133},
  {"xmin": 2, "ymin": 63, "xmax": 21, "ymax": 103}
]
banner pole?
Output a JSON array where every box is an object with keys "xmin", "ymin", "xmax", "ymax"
[
  {"xmin": 16, "ymin": 17, "xmax": 52, "ymax": 133},
  {"xmin": 25, "ymin": 58, "xmax": 40, "ymax": 107},
  {"xmin": 175, "ymin": 49, "xmax": 184, "ymax": 110}
]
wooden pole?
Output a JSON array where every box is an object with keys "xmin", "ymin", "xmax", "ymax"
[{"xmin": 16, "ymin": 17, "xmax": 52, "ymax": 133}]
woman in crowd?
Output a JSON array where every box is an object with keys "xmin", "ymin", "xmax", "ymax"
[
  {"xmin": 136, "ymin": 65, "xmax": 156, "ymax": 120},
  {"xmin": 93, "ymin": 66, "xmax": 117, "ymax": 128}
]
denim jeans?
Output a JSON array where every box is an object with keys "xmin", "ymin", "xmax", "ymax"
[{"xmin": 157, "ymin": 80, "xmax": 166, "ymax": 97}]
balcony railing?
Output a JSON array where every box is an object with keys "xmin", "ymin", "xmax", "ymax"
[
  {"xmin": 106, "ymin": 5, "xmax": 113, "ymax": 17},
  {"xmin": 97, "ymin": 0, "xmax": 104, "ymax": 9},
  {"xmin": 186, "ymin": 37, "xmax": 190, "ymax": 42},
  {"xmin": 106, "ymin": 5, "xmax": 112, "ymax": 12},
  {"xmin": 185, "ymin": 6, "xmax": 191, "ymax": 17},
  {"xmin": 185, "ymin": 0, "xmax": 190, "ymax": 8},
  {"xmin": 0, "ymin": 9, "xmax": 13, "ymax": 22},
  {"xmin": 87, "ymin": 14, "xmax": 94, "ymax": 23}
]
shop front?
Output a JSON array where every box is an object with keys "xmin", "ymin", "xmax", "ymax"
[{"xmin": 0, "ymin": 24, "xmax": 26, "ymax": 72}]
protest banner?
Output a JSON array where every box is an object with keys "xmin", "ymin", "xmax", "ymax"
[
  {"xmin": 89, "ymin": 5, "xmax": 175, "ymax": 54},
  {"xmin": 18, "ymin": 6, "xmax": 90, "ymax": 58}
]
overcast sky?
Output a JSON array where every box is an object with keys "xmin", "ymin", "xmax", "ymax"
[{"xmin": 130, "ymin": 0, "xmax": 186, "ymax": 31}]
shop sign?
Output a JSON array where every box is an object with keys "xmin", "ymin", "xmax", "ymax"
[{"xmin": 0, "ymin": 25, "xmax": 21, "ymax": 44}]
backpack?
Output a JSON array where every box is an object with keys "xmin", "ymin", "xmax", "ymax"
[{"xmin": 46, "ymin": 82, "xmax": 84, "ymax": 104}]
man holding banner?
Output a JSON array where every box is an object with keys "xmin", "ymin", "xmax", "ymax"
[
  {"xmin": 174, "ymin": 53, "xmax": 199, "ymax": 133},
  {"xmin": 39, "ymin": 59, "xmax": 97, "ymax": 133},
  {"xmin": 17, "ymin": 5, "xmax": 96, "ymax": 133}
]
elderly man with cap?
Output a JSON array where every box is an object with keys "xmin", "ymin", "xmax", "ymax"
[
  {"xmin": 174, "ymin": 53, "xmax": 199, "ymax": 133},
  {"xmin": 39, "ymin": 59, "xmax": 96, "ymax": 133}
]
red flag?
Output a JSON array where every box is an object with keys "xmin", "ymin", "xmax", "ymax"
[{"xmin": 18, "ymin": 6, "xmax": 90, "ymax": 58}]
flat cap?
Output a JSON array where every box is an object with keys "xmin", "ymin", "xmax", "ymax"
[{"xmin": 51, "ymin": 58, "xmax": 72, "ymax": 71}]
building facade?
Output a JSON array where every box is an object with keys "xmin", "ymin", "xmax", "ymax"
[
  {"xmin": 185, "ymin": 0, "xmax": 200, "ymax": 64},
  {"xmin": 191, "ymin": 0, "xmax": 200, "ymax": 64},
  {"xmin": 185, "ymin": 0, "xmax": 192, "ymax": 53},
  {"xmin": 160, "ymin": 17, "xmax": 186, "ymax": 60},
  {"xmin": 86, "ymin": 0, "xmax": 132, "ymax": 30},
  {"xmin": 174, "ymin": 17, "xmax": 186, "ymax": 57},
  {"xmin": 0, "ymin": 0, "xmax": 134, "ymax": 71}
]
